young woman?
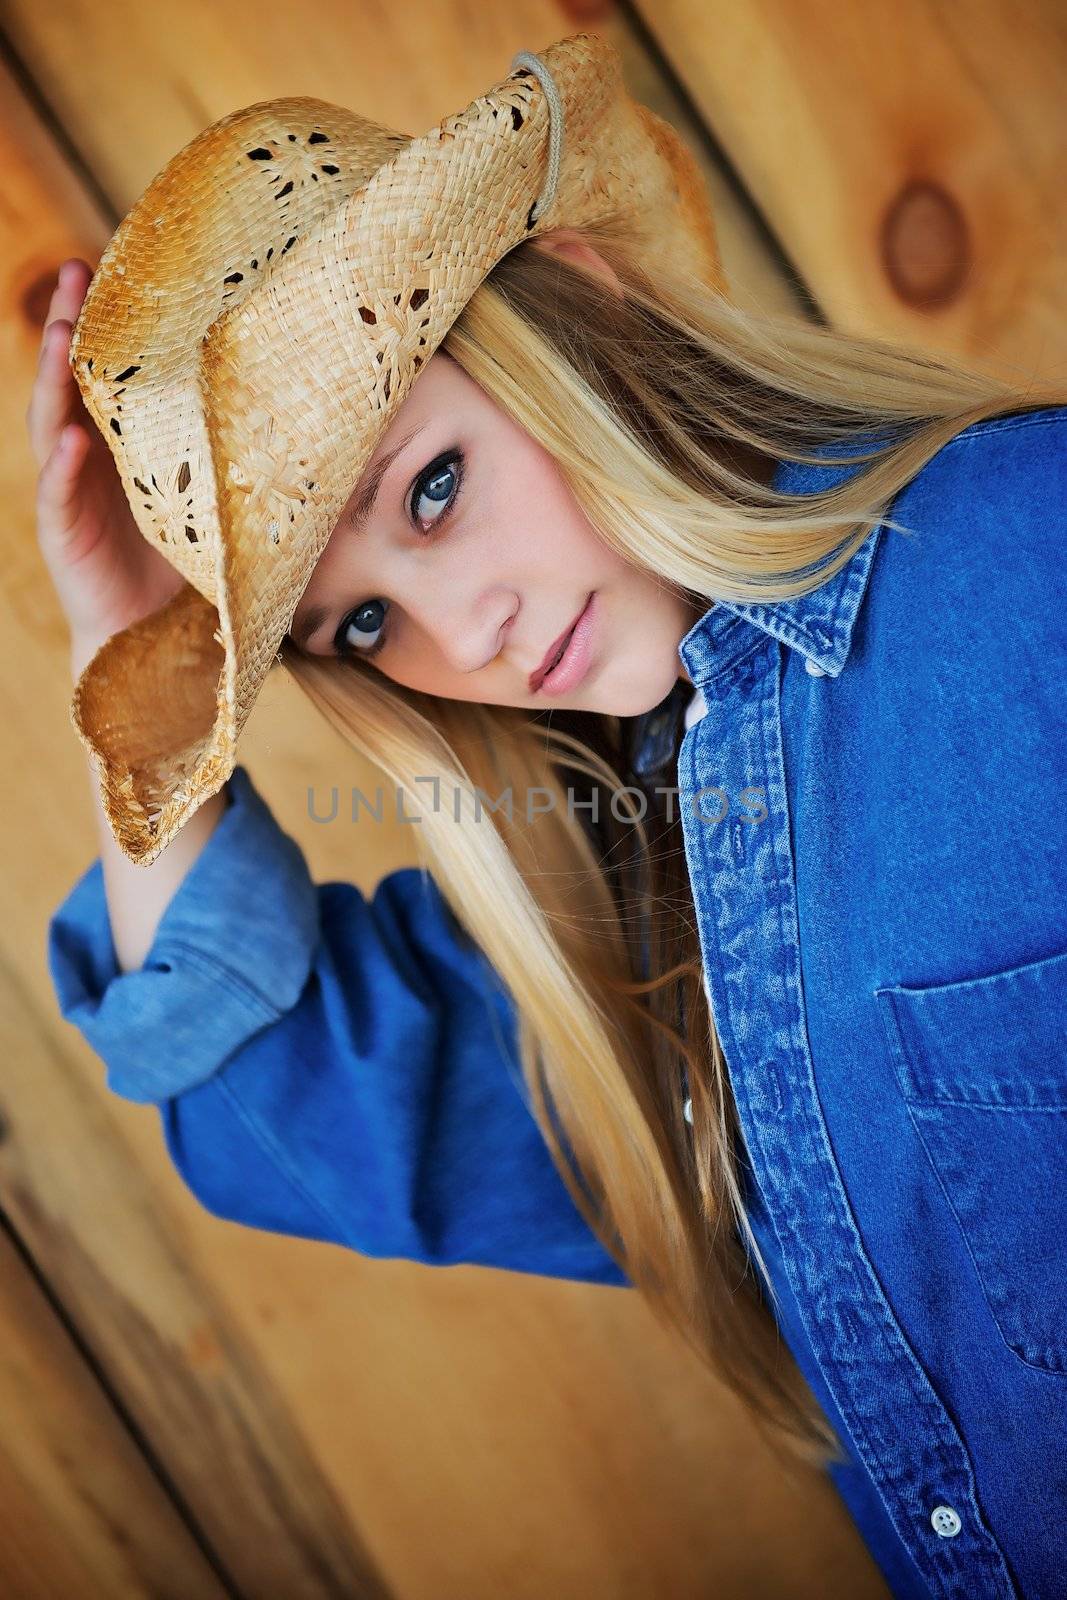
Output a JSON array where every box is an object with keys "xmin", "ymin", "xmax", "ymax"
[{"xmin": 36, "ymin": 218, "xmax": 1065, "ymax": 1599}]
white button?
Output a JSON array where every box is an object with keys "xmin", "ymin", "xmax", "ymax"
[
  {"xmin": 683, "ymin": 1097, "xmax": 693, "ymax": 1125},
  {"xmin": 930, "ymin": 1505, "xmax": 962, "ymax": 1538},
  {"xmin": 805, "ymin": 657, "xmax": 828, "ymax": 676}
]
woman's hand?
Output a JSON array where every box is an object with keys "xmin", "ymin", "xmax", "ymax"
[{"xmin": 26, "ymin": 257, "xmax": 184, "ymax": 666}]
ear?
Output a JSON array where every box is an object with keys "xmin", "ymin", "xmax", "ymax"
[{"xmin": 532, "ymin": 227, "xmax": 624, "ymax": 300}]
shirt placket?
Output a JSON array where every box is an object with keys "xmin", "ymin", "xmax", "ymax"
[{"xmin": 675, "ymin": 621, "xmax": 1018, "ymax": 1600}]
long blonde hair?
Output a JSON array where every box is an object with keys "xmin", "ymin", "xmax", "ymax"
[{"xmin": 279, "ymin": 212, "xmax": 1064, "ymax": 1467}]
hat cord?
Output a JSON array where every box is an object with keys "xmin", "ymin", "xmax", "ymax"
[{"xmin": 510, "ymin": 50, "xmax": 564, "ymax": 224}]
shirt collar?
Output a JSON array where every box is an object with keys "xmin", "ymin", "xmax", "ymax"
[
  {"xmin": 678, "ymin": 440, "xmax": 888, "ymax": 686},
  {"xmin": 627, "ymin": 434, "xmax": 890, "ymax": 778}
]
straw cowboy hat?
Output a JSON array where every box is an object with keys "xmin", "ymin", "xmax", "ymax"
[{"xmin": 67, "ymin": 30, "xmax": 726, "ymax": 865}]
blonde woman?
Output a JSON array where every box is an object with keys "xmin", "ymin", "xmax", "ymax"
[{"xmin": 35, "ymin": 200, "xmax": 1064, "ymax": 1600}]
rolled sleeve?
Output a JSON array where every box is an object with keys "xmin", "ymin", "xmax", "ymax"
[
  {"xmin": 47, "ymin": 764, "xmax": 321, "ymax": 1103},
  {"xmin": 46, "ymin": 763, "xmax": 634, "ymax": 1288}
]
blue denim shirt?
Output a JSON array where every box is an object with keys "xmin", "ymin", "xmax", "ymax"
[{"xmin": 47, "ymin": 404, "xmax": 1066, "ymax": 1599}]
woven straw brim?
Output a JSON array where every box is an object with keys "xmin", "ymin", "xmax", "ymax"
[{"xmin": 68, "ymin": 30, "xmax": 725, "ymax": 865}]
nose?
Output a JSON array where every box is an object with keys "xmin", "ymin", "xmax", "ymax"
[{"xmin": 411, "ymin": 585, "xmax": 520, "ymax": 676}]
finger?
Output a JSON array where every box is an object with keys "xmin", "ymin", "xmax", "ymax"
[
  {"xmin": 27, "ymin": 259, "xmax": 94, "ymax": 466},
  {"xmin": 36, "ymin": 424, "xmax": 88, "ymax": 541},
  {"xmin": 45, "ymin": 258, "xmax": 92, "ymax": 335},
  {"xmin": 27, "ymin": 317, "xmax": 76, "ymax": 467},
  {"xmin": 35, "ymin": 261, "xmax": 88, "ymax": 371}
]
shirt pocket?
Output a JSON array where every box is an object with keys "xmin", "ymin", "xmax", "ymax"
[{"xmin": 874, "ymin": 945, "xmax": 1067, "ymax": 1375}]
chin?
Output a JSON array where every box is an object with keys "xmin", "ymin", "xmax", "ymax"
[{"xmin": 593, "ymin": 665, "xmax": 684, "ymax": 719}]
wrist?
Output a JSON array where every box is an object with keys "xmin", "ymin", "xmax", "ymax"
[{"xmin": 69, "ymin": 633, "xmax": 110, "ymax": 681}]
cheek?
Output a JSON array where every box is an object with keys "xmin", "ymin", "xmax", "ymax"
[
  {"xmin": 376, "ymin": 638, "xmax": 469, "ymax": 698},
  {"xmin": 479, "ymin": 443, "xmax": 601, "ymax": 566},
  {"xmin": 491, "ymin": 495, "xmax": 613, "ymax": 579}
]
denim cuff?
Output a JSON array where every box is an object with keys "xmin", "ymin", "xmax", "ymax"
[{"xmin": 47, "ymin": 764, "xmax": 321, "ymax": 1104}]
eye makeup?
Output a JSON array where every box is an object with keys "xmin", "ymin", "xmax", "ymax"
[{"xmin": 333, "ymin": 445, "xmax": 466, "ymax": 661}]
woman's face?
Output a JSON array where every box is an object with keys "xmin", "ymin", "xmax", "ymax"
[{"xmin": 288, "ymin": 240, "xmax": 702, "ymax": 717}]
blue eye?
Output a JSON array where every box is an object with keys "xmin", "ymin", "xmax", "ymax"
[
  {"xmin": 409, "ymin": 451, "xmax": 463, "ymax": 528},
  {"xmin": 334, "ymin": 448, "xmax": 465, "ymax": 661},
  {"xmin": 336, "ymin": 598, "xmax": 389, "ymax": 659}
]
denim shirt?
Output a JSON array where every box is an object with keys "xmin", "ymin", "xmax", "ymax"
[{"xmin": 47, "ymin": 404, "xmax": 1066, "ymax": 1599}]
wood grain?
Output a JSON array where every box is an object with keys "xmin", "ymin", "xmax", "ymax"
[
  {"xmin": 0, "ymin": 1225, "xmax": 230, "ymax": 1599},
  {"xmin": 1, "ymin": 4, "xmax": 894, "ymax": 1596},
  {"xmin": 633, "ymin": 0, "xmax": 1067, "ymax": 383}
]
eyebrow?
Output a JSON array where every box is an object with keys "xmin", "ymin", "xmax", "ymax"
[{"xmin": 290, "ymin": 422, "xmax": 427, "ymax": 651}]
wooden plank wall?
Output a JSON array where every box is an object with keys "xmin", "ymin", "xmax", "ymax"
[
  {"xmin": 637, "ymin": 0, "xmax": 1066, "ymax": 380},
  {"xmin": 3, "ymin": 1, "xmax": 1061, "ymax": 1595}
]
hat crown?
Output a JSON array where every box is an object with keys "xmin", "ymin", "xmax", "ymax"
[{"xmin": 70, "ymin": 98, "xmax": 414, "ymax": 605}]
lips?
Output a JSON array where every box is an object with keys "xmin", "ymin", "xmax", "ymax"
[{"xmin": 529, "ymin": 604, "xmax": 583, "ymax": 693}]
